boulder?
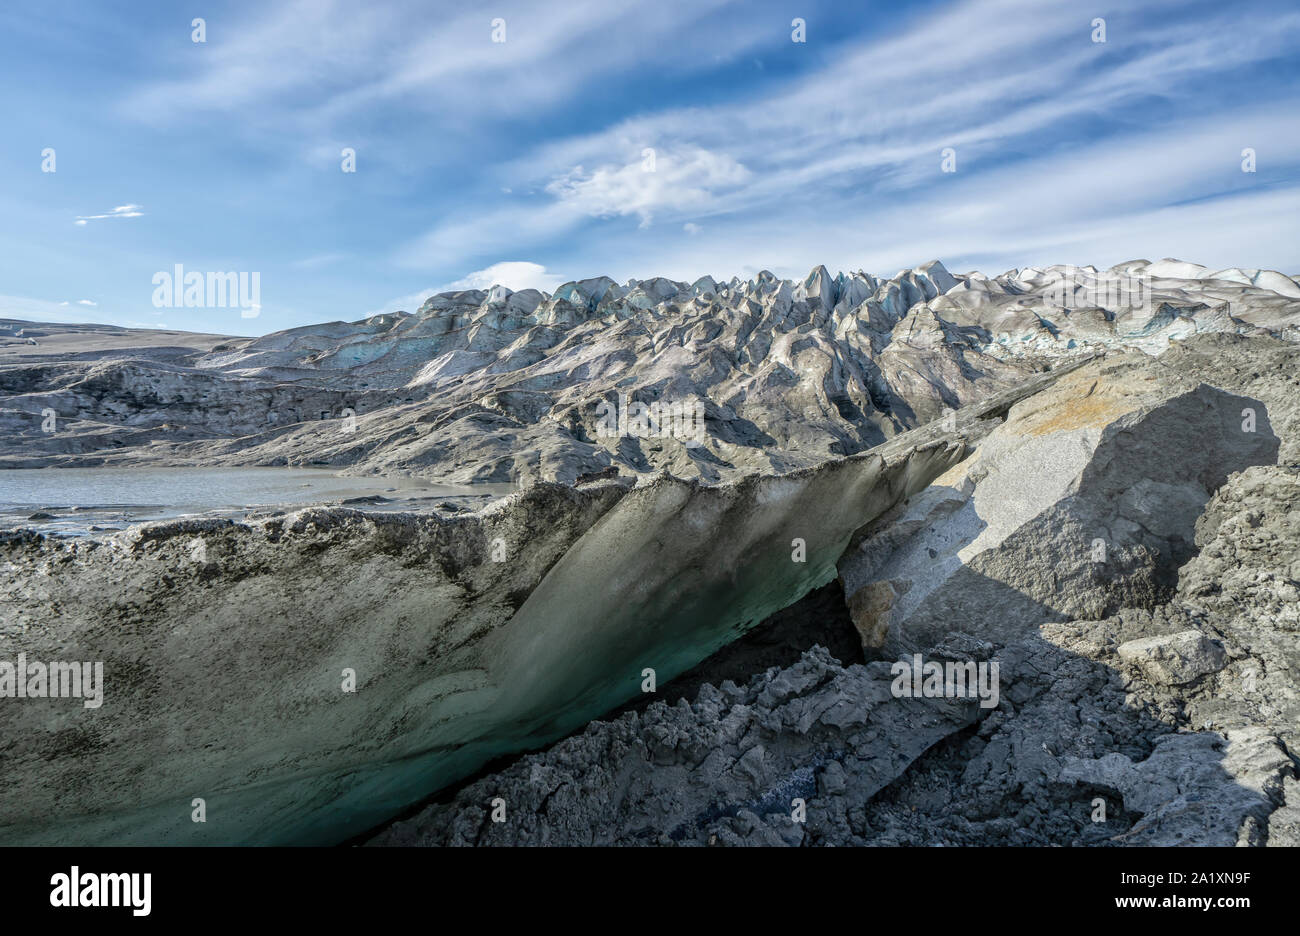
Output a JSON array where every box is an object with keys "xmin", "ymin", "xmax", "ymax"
[
  {"xmin": 1059, "ymin": 728, "xmax": 1291, "ymax": 846},
  {"xmin": 838, "ymin": 353, "xmax": 1279, "ymax": 653},
  {"xmin": 1116, "ymin": 630, "xmax": 1227, "ymax": 685}
]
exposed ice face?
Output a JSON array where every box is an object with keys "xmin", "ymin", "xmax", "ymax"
[{"xmin": 0, "ymin": 428, "xmax": 959, "ymax": 846}]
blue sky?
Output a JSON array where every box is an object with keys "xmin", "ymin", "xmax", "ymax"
[{"xmin": 1, "ymin": 0, "xmax": 1298, "ymax": 335}]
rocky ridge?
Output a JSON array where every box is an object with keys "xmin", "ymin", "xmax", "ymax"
[{"xmin": 3, "ymin": 258, "xmax": 1298, "ymax": 483}]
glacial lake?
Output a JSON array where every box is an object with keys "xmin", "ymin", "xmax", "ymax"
[{"xmin": 0, "ymin": 467, "xmax": 511, "ymax": 533}]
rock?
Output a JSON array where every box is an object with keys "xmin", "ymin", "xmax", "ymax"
[
  {"xmin": 1116, "ymin": 631, "xmax": 1227, "ymax": 685},
  {"xmin": 574, "ymin": 465, "xmax": 618, "ymax": 485},
  {"xmin": 1058, "ymin": 728, "xmax": 1292, "ymax": 846},
  {"xmin": 1266, "ymin": 777, "xmax": 1300, "ymax": 847},
  {"xmin": 1174, "ymin": 464, "xmax": 1300, "ymax": 755},
  {"xmin": 1156, "ymin": 335, "xmax": 1300, "ymax": 464},
  {"xmin": 844, "ymin": 579, "xmax": 900, "ymax": 648},
  {"xmin": 838, "ymin": 354, "xmax": 1279, "ymax": 654},
  {"xmin": 368, "ymin": 646, "xmax": 983, "ymax": 847}
]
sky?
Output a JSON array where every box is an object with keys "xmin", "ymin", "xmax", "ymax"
[{"xmin": 1, "ymin": 0, "xmax": 1297, "ymax": 336}]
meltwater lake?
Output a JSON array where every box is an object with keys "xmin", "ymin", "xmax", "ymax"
[{"xmin": 0, "ymin": 467, "xmax": 510, "ymax": 533}]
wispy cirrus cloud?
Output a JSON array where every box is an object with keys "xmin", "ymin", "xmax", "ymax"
[
  {"xmin": 394, "ymin": 0, "xmax": 1300, "ymax": 277},
  {"xmin": 74, "ymin": 204, "xmax": 144, "ymax": 226},
  {"xmin": 119, "ymin": 0, "xmax": 766, "ymax": 139}
]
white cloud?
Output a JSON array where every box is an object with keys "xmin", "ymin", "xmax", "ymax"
[
  {"xmin": 544, "ymin": 147, "xmax": 750, "ymax": 227},
  {"xmin": 368, "ymin": 262, "xmax": 567, "ymax": 317},
  {"xmin": 0, "ymin": 294, "xmax": 120, "ymax": 326},
  {"xmin": 394, "ymin": 149, "xmax": 749, "ymax": 268},
  {"xmin": 440, "ymin": 261, "xmax": 566, "ymax": 294},
  {"xmin": 76, "ymin": 299, "xmax": 97, "ymax": 306},
  {"xmin": 74, "ymin": 204, "xmax": 144, "ymax": 225}
]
